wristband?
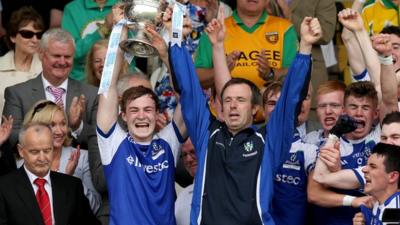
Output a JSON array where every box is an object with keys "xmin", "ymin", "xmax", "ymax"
[
  {"xmin": 358, "ymin": 0, "xmax": 366, "ymax": 3},
  {"xmin": 343, "ymin": 195, "xmax": 356, "ymax": 206},
  {"xmin": 378, "ymin": 54, "xmax": 393, "ymax": 65}
]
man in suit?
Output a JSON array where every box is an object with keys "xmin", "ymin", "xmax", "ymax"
[
  {"xmin": 0, "ymin": 122, "xmax": 99, "ymax": 225},
  {"xmin": 2, "ymin": 28, "xmax": 98, "ymax": 151}
]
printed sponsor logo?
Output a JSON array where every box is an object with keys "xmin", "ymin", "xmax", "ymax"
[
  {"xmin": 126, "ymin": 155, "xmax": 169, "ymax": 173},
  {"xmin": 265, "ymin": 31, "xmax": 279, "ymax": 44},
  {"xmin": 275, "ymin": 173, "xmax": 301, "ymax": 185}
]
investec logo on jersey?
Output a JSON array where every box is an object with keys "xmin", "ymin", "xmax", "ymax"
[
  {"xmin": 232, "ymin": 50, "xmax": 281, "ymax": 67},
  {"xmin": 126, "ymin": 155, "xmax": 169, "ymax": 174}
]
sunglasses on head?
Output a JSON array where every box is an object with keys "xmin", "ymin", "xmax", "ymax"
[
  {"xmin": 32, "ymin": 101, "xmax": 57, "ymax": 116},
  {"xmin": 18, "ymin": 30, "xmax": 44, "ymax": 39}
]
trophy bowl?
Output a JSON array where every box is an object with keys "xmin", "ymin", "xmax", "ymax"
[{"xmin": 119, "ymin": 0, "xmax": 160, "ymax": 58}]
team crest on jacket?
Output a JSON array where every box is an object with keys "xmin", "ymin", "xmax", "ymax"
[
  {"xmin": 265, "ymin": 32, "xmax": 279, "ymax": 44},
  {"xmin": 244, "ymin": 141, "xmax": 254, "ymax": 152}
]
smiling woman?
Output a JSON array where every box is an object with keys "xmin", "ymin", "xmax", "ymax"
[
  {"xmin": 17, "ymin": 100, "xmax": 102, "ymax": 214},
  {"xmin": 0, "ymin": 6, "xmax": 44, "ymax": 113}
]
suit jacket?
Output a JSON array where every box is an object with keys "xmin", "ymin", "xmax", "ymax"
[
  {"xmin": 0, "ymin": 168, "xmax": 100, "ymax": 225},
  {"xmin": 2, "ymin": 74, "xmax": 98, "ymax": 150}
]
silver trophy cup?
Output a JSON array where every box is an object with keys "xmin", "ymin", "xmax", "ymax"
[{"xmin": 119, "ymin": 0, "xmax": 160, "ymax": 58}]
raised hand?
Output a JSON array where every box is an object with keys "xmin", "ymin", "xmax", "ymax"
[
  {"xmin": 0, "ymin": 115, "xmax": 13, "ymax": 146},
  {"xmin": 227, "ymin": 50, "xmax": 241, "ymax": 71},
  {"xmin": 319, "ymin": 141, "xmax": 341, "ymax": 172},
  {"xmin": 338, "ymin": 8, "xmax": 364, "ymax": 32},
  {"xmin": 371, "ymin": 33, "xmax": 392, "ymax": 57},
  {"xmin": 300, "ymin": 17, "xmax": 322, "ymax": 46},
  {"xmin": 65, "ymin": 145, "xmax": 81, "ymax": 175},
  {"xmin": 69, "ymin": 95, "xmax": 85, "ymax": 131},
  {"xmin": 145, "ymin": 24, "xmax": 168, "ymax": 59},
  {"xmin": 205, "ymin": 8, "xmax": 225, "ymax": 46},
  {"xmin": 257, "ymin": 49, "xmax": 273, "ymax": 81}
]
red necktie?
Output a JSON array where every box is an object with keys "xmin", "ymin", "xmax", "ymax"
[{"xmin": 34, "ymin": 178, "xmax": 52, "ymax": 225}]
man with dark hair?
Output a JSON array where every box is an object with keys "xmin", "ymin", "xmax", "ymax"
[
  {"xmin": 169, "ymin": 10, "xmax": 320, "ymax": 224},
  {"xmin": 354, "ymin": 143, "xmax": 400, "ymax": 225},
  {"xmin": 96, "ymin": 23, "xmax": 187, "ymax": 225},
  {"xmin": 0, "ymin": 122, "xmax": 99, "ymax": 225}
]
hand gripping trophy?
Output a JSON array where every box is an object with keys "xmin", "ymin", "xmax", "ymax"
[{"xmin": 119, "ymin": 0, "xmax": 161, "ymax": 57}]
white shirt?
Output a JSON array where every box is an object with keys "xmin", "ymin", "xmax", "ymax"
[
  {"xmin": 24, "ymin": 166, "xmax": 55, "ymax": 225},
  {"xmin": 175, "ymin": 184, "xmax": 194, "ymax": 225}
]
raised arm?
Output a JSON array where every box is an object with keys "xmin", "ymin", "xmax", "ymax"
[
  {"xmin": 206, "ymin": 9, "xmax": 230, "ymax": 100},
  {"xmin": 339, "ymin": 0, "xmax": 370, "ymax": 77},
  {"xmin": 313, "ymin": 142, "xmax": 361, "ymax": 190},
  {"xmin": 371, "ymin": 34, "xmax": 399, "ymax": 120},
  {"xmin": 338, "ymin": 9, "xmax": 381, "ymax": 100},
  {"xmin": 97, "ymin": 7, "xmax": 126, "ymax": 133}
]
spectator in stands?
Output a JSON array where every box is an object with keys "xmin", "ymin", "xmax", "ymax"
[
  {"xmin": 195, "ymin": 0, "xmax": 298, "ymax": 89},
  {"xmin": 0, "ymin": 6, "xmax": 44, "ymax": 113},
  {"xmin": 21, "ymin": 100, "xmax": 101, "ymax": 213},
  {"xmin": 361, "ymin": 0, "xmax": 399, "ymax": 35},
  {"xmin": 0, "ymin": 122, "xmax": 100, "ymax": 225},
  {"xmin": 2, "ymin": 28, "xmax": 98, "ymax": 154},
  {"xmin": 86, "ymin": 39, "xmax": 108, "ymax": 87},
  {"xmin": 62, "ymin": 0, "xmax": 123, "ymax": 81}
]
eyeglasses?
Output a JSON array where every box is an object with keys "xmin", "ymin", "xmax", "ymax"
[
  {"xmin": 317, "ymin": 103, "xmax": 343, "ymax": 109},
  {"xmin": 32, "ymin": 101, "xmax": 57, "ymax": 116},
  {"xmin": 18, "ymin": 30, "xmax": 44, "ymax": 39}
]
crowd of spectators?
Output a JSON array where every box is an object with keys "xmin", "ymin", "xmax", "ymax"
[{"xmin": 0, "ymin": 0, "xmax": 400, "ymax": 225}]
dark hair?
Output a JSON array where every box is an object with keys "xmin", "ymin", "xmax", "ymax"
[
  {"xmin": 372, "ymin": 143, "xmax": 400, "ymax": 188},
  {"xmin": 120, "ymin": 86, "xmax": 159, "ymax": 113},
  {"xmin": 382, "ymin": 111, "xmax": 400, "ymax": 126},
  {"xmin": 220, "ymin": 78, "xmax": 261, "ymax": 106},
  {"xmin": 344, "ymin": 81, "xmax": 378, "ymax": 107},
  {"xmin": 6, "ymin": 6, "xmax": 45, "ymax": 50},
  {"xmin": 380, "ymin": 25, "xmax": 400, "ymax": 38},
  {"xmin": 263, "ymin": 80, "xmax": 282, "ymax": 107}
]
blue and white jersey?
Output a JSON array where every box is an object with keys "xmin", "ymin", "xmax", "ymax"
[
  {"xmin": 361, "ymin": 192, "xmax": 400, "ymax": 225},
  {"xmin": 272, "ymin": 134, "xmax": 318, "ymax": 225},
  {"xmin": 305, "ymin": 129, "xmax": 326, "ymax": 147},
  {"xmin": 97, "ymin": 122, "xmax": 182, "ymax": 225},
  {"xmin": 311, "ymin": 126, "xmax": 381, "ymax": 225},
  {"xmin": 353, "ymin": 166, "xmax": 367, "ymax": 188},
  {"xmin": 339, "ymin": 126, "xmax": 380, "ymax": 169}
]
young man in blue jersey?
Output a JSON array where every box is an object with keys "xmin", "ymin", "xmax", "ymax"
[
  {"xmin": 353, "ymin": 143, "xmax": 400, "ymax": 225},
  {"xmin": 96, "ymin": 9, "xmax": 187, "ymax": 225},
  {"xmin": 165, "ymin": 5, "xmax": 321, "ymax": 224},
  {"xmin": 262, "ymin": 76, "xmax": 320, "ymax": 225}
]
